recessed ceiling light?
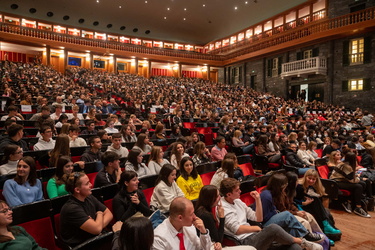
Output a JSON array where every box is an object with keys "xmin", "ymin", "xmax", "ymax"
[
  {"xmin": 184, "ymin": 8, "xmax": 187, "ymax": 11},
  {"xmin": 96, "ymin": 0, "xmax": 99, "ymax": 3},
  {"xmin": 234, "ymin": 6, "xmax": 238, "ymax": 10},
  {"xmin": 119, "ymin": 6, "xmax": 121, "ymax": 8},
  {"xmin": 245, "ymin": 1, "xmax": 248, "ymax": 4},
  {"xmin": 183, "ymin": 18, "xmax": 186, "ymax": 21},
  {"xmin": 164, "ymin": 17, "xmax": 167, "ymax": 19},
  {"xmin": 145, "ymin": 0, "xmax": 148, "ymax": 3},
  {"xmin": 167, "ymin": 7, "xmax": 170, "ymax": 11},
  {"xmin": 203, "ymin": 4, "xmax": 206, "ymax": 7}
]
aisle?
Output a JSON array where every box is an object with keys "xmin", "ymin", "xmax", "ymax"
[{"xmin": 330, "ymin": 209, "xmax": 375, "ymax": 250}]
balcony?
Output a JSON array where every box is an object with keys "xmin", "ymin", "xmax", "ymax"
[{"xmin": 280, "ymin": 56, "xmax": 327, "ymax": 79}]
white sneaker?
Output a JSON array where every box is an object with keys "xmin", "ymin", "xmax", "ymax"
[{"xmin": 301, "ymin": 238, "xmax": 323, "ymax": 250}]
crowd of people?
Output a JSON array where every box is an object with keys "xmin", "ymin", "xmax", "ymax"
[{"xmin": 0, "ymin": 60, "xmax": 374, "ymax": 249}]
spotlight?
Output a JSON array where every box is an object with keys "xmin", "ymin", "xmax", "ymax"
[
  {"xmin": 133, "ymin": 28, "xmax": 138, "ymax": 32},
  {"xmin": 63, "ymin": 15, "xmax": 70, "ymax": 20},
  {"xmin": 120, "ymin": 26, "xmax": 126, "ymax": 30},
  {"xmin": 145, "ymin": 30, "xmax": 150, "ymax": 34},
  {"xmin": 93, "ymin": 21, "xmax": 99, "ymax": 26},
  {"xmin": 107, "ymin": 24, "xmax": 112, "ymax": 28},
  {"xmin": 10, "ymin": 4, "xmax": 18, "ymax": 9}
]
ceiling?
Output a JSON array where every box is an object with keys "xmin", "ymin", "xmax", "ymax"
[{"xmin": 0, "ymin": 0, "xmax": 307, "ymax": 45}]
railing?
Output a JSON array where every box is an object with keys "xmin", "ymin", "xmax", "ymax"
[
  {"xmin": 280, "ymin": 57, "xmax": 327, "ymax": 78},
  {"xmin": 0, "ymin": 23, "xmax": 224, "ymax": 62},
  {"xmin": 215, "ymin": 7, "xmax": 375, "ymax": 59},
  {"xmin": 0, "ymin": 7, "xmax": 374, "ymax": 63}
]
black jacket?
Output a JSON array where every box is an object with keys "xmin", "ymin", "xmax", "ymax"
[{"xmin": 285, "ymin": 148, "xmax": 305, "ymax": 168}]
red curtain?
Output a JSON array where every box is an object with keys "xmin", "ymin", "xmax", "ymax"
[
  {"xmin": 182, "ymin": 70, "xmax": 202, "ymax": 78},
  {"xmin": 0, "ymin": 51, "xmax": 28, "ymax": 62},
  {"xmin": 151, "ymin": 68, "xmax": 172, "ymax": 76}
]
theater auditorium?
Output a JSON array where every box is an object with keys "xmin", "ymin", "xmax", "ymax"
[{"xmin": 0, "ymin": 0, "xmax": 374, "ymax": 249}]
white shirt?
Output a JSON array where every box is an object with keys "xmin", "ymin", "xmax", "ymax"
[
  {"xmin": 33, "ymin": 138, "xmax": 56, "ymax": 151},
  {"xmin": 170, "ymin": 153, "xmax": 189, "ymax": 169},
  {"xmin": 148, "ymin": 159, "xmax": 170, "ymax": 175},
  {"xmin": 150, "ymin": 181, "xmax": 184, "ymax": 213},
  {"xmin": 106, "ymin": 145, "xmax": 129, "ymax": 158},
  {"xmin": 69, "ymin": 136, "xmax": 87, "ymax": 147},
  {"xmin": 153, "ymin": 218, "xmax": 211, "ymax": 250},
  {"xmin": 220, "ymin": 197, "xmax": 257, "ymax": 240},
  {"xmin": 210, "ymin": 168, "xmax": 228, "ymax": 189}
]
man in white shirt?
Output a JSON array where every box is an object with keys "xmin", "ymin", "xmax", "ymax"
[
  {"xmin": 153, "ymin": 197, "xmax": 211, "ymax": 250},
  {"xmin": 33, "ymin": 126, "xmax": 56, "ymax": 151},
  {"xmin": 219, "ymin": 178, "xmax": 321, "ymax": 250}
]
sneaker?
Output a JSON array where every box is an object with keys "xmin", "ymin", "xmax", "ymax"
[
  {"xmin": 304, "ymin": 232, "xmax": 325, "ymax": 243},
  {"xmin": 341, "ymin": 201, "xmax": 352, "ymax": 213},
  {"xmin": 301, "ymin": 238, "xmax": 323, "ymax": 250},
  {"xmin": 353, "ymin": 207, "xmax": 371, "ymax": 218}
]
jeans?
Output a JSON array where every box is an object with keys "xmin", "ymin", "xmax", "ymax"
[
  {"xmin": 241, "ymin": 224, "xmax": 302, "ymax": 250},
  {"xmin": 263, "ymin": 211, "xmax": 308, "ymax": 237}
]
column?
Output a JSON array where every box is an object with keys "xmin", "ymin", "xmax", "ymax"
[
  {"xmin": 46, "ymin": 45, "xmax": 51, "ymax": 66},
  {"xmin": 63, "ymin": 49, "xmax": 68, "ymax": 72},
  {"xmin": 135, "ymin": 58, "xmax": 139, "ymax": 75},
  {"xmin": 178, "ymin": 63, "xmax": 182, "ymax": 78},
  {"xmin": 148, "ymin": 61, "xmax": 152, "ymax": 78},
  {"xmin": 207, "ymin": 65, "xmax": 211, "ymax": 81},
  {"xmin": 90, "ymin": 52, "xmax": 94, "ymax": 69}
]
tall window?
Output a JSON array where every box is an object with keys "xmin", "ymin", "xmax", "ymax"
[
  {"xmin": 349, "ymin": 79, "xmax": 363, "ymax": 91},
  {"xmin": 350, "ymin": 38, "xmax": 364, "ymax": 65},
  {"xmin": 272, "ymin": 58, "xmax": 279, "ymax": 77}
]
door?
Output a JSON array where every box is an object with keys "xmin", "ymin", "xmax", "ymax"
[{"xmin": 308, "ymin": 83, "xmax": 324, "ymax": 102}]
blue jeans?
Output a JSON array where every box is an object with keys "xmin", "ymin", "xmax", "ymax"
[
  {"xmin": 298, "ymin": 167, "xmax": 310, "ymax": 176},
  {"xmin": 263, "ymin": 211, "xmax": 308, "ymax": 237}
]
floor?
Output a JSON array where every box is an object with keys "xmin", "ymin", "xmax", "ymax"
[{"xmin": 330, "ymin": 209, "xmax": 375, "ymax": 250}]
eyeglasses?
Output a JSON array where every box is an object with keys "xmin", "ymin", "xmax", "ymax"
[
  {"xmin": 0, "ymin": 207, "xmax": 12, "ymax": 214},
  {"xmin": 15, "ymin": 150, "xmax": 23, "ymax": 154}
]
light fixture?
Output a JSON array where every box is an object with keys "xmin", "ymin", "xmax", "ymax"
[
  {"xmin": 167, "ymin": 7, "xmax": 170, "ymax": 11},
  {"xmin": 234, "ymin": 6, "xmax": 238, "ymax": 10},
  {"xmin": 184, "ymin": 8, "xmax": 187, "ymax": 11},
  {"xmin": 119, "ymin": 6, "xmax": 121, "ymax": 8}
]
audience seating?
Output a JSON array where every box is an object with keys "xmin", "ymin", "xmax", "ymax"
[
  {"xmin": 11, "ymin": 200, "xmax": 58, "ymax": 250},
  {"xmin": 139, "ymin": 174, "xmax": 158, "ymax": 205},
  {"xmin": 237, "ymin": 155, "xmax": 256, "ymax": 176},
  {"xmin": 196, "ymin": 161, "xmax": 220, "ymax": 185},
  {"xmin": 239, "ymin": 179, "xmax": 257, "ymax": 206}
]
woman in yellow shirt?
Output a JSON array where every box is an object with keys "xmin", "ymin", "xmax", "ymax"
[{"xmin": 176, "ymin": 157, "xmax": 203, "ymax": 200}]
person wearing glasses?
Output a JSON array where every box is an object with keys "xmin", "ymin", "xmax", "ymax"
[
  {"xmin": 2, "ymin": 156, "xmax": 43, "ymax": 207},
  {"xmin": 60, "ymin": 172, "xmax": 113, "ymax": 247},
  {"xmin": 0, "ymin": 200, "xmax": 46, "ymax": 249},
  {"xmin": 0, "ymin": 145, "xmax": 23, "ymax": 175}
]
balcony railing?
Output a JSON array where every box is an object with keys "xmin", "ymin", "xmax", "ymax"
[
  {"xmin": 0, "ymin": 6, "xmax": 374, "ymax": 63},
  {"xmin": 217, "ymin": 6, "xmax": 375, "ymax": 59},
  {"xmin": 0, "ymin": 23, "xmax": 224, "ymax": 62},
  {"xmin": 280, "ymin": 57, "xmax": 327, "ymax": 78}
]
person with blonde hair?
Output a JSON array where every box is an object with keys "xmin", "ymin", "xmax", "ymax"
[
  {"xmin": 232, "ymin": 130, "xmax": 253, "ymax": 154},
  {"xmin": 296, "ymin": 169, "xmax": 342, "ymax": 236},
  {"xmin": 192, "ymin": 141, "xmax": 211, "ymax": 166}
]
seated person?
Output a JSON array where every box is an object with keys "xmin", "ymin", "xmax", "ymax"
[
  {"xmin": 232, "ymin": 130, "xmax": 253, "ymax": 154},
  {"xmin": 170, "ymin": 142, "xmax": 189, "ymax": 169},
  {"xmin": 192, "ymin": 141, "xmax": 211, "ymax": 166},
  {"xmin": 3, "ymin": 156, "xmax": 43, "ymax": 207},
  {"xmin": 68, "ymin": 125, "xmax": 87, "ymax": 147},
  {"xmin": 322, "ymin": 139, "xmax": 341, "ymax": 158},
  {"xmin": 0, "ymin": 200, "xmax": 46, "ymax": 249},
  {"xmin": 147, "ymin": 146, "xmax": 170, "ymax": 175},
  {"xmin": 219, "ymin": 178, "xmax": 319, "ymax": 250},
  {"xmin": 286, "ymin": 143, "xmax": 314, "ymax": 176},
  {"xmin": 150, "ymin": 164, "xmax": 184, "ymax": 214},
  {"xmin": 80, "ymin": 120, "xmax": 98, "ymax": 135},
  {"xmin": 257, "ymin": 134, "xmax": 281, "ymax": 163},
  {"xmin": 176, "ymin": 157, "xmax": 203, "ymax": 200},
  {"xmin": 112, "ymin": 217, "xmax": 153, "ymax": 250},
  {"xmin": 297, "ymin": 141, "xmax": 315, "ymax": 167},
  {"xmin": 125, "ymin": 149, "xmax": 150, "ymax": 178},
  {"xmin": 67, "ymin": 105, "xmax": 84, "ymax": 121},
  {"xmin": 106, "ymin": 133, "xmax": 129, "ymax": 158},
  {"xmin": 94, "ymin": 151, "xmax": 121, "ymax": 188},
  {"xmin": 0, "ymin": 124, "xmax": 29, "ymax": 153},
  {"xmin": 60, "ymin": 172, "xmax": 113, "ymax": 247},
  {"xmin": 0, "ymin": 105, "xmax": 24, "ymax": 121},
  {"xmin": 50, "ymin": 104, "xmax": 64, "ymax": 121},
  {"xmin": 104, "ymin": 118, "xmax": 119, "ymax": 134},
  {"xmin": 153, "ymin": 197, "xmax": 212, "ymax": 250},
  {"xmin": 33, "ymin": 126, "xmax": 56, "ymax": 151},
  {"xmin": 210, "ymin": 158, "xmax": 235, "ymax": 188},
  {"xmin": 80, "ymin": 136, "xmax": 102, "ymax": 162},
  {"xmin": 211, "ymin": 136, "xmax": 228, "ymax": 162},
  {"xmin": 132, "ymin": 133, "xmax": 153, "ymax": 155},
  {"xmin": 0, "ymin": 145, "xmax": 23, "ymax": 175},
  {"xmin": 46, "ymin": 156, "xmax": 73, "ymax": 198},
  {"xmin": 112, "ymin": 171, "xmax": 151, "ymax": 222}
]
